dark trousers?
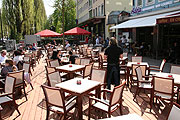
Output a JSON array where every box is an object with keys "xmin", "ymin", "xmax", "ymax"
[{"xmin": 107, "ymin": 64, "xmax": 120, "ymax": 90}]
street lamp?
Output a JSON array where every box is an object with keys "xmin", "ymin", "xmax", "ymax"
[{"xmin": 0, "ymin": 9, "xmax": 3, "ymax": 43}]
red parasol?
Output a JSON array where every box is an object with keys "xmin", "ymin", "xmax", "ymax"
[
  {"xmin": 60, "ymin": 27, "xmax": 91, "ymax": 36},
  {"xmin": 35, "ymin": 29, "xmax": 61, "ymax": 37}
]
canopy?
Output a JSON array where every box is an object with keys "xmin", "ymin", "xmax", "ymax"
[
  {"xmin": 60, "ymin": 27, "xmax": 91, "ymax": 36},
  {"xmin": 35, "ymin": 29, "xmax": 61, "ymax": 37},
  {"xmin": 110, "ymin": 11, "xmax": 179, "ymax": 29}
]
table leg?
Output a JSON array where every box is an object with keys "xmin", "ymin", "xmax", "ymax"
[
  {"xmin": 77, "ymin": 96, "xmax": 83, "ymax": 120},
  {"xmin": 127, "ymin": 67, "xmax": 130, "ymax": 87}
]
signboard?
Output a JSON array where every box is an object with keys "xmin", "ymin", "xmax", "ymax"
[
  {"xmin": 157, "ymin": 15, "xmax": 180, "ymax": 24},
  {"xmin": 25, "ymin": 35, "xmax": 39, "ymax": 45},
  {"xmin": 5, "ymin": 40, "xmax": 16, "ymax": 51}
]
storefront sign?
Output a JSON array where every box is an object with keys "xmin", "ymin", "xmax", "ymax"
[
  {"xmin": 157, "ymin": 15, "xmax": 180, "ymax": 24},
  {"xmin": 131, "ymin": 7, "xmax": 142, "ymax": 14}
]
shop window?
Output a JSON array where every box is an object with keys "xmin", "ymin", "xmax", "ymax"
[
  {"xmin": 137, "ymin": 0, "xmax": 142, "ymax": 7},
  {"xmin": 101, "ymin": 4, "xmax": 104, "ymax": 16}
]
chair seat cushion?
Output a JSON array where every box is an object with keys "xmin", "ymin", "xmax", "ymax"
[
  {"xmin": 92, "ymin": 99, "xmax": 117, "ymax": 112},
  {"xmin": 0, "ymin": 96, "xmax": 12, "ymax": 104},
  {"xmin": 50, "ymin": 99, "xmax": 76, "ymax": 113},
  {"xmin": 154, "ymin": 92, "xmax": 172, "ymax": 99}
]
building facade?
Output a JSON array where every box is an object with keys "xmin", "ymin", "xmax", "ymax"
[{"xmin": 76, "ymin": 0, "xmax": 133, "ymax": 40}]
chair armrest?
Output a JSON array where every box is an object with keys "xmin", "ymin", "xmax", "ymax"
[
  {"xmin": 0, "ymin": 93, "xmax": 13, "ymax": 97},
  {"xmin": 89, "ymin": 97, "xmax": 109, "ymax": 106},
  {"xmin": 149, "ymin": 68, "xmax": 161, "ymax": 71},
  {"xmin": 150, "ymin": 65, "xmax": 160, "ymax": 68},
  {"xmin": 65, "ymin": 96, "xmax": 77, "ymax": 107},
  {"xmin": 101, "ymin": 89, "xmax": 112, "ymax": 94}
]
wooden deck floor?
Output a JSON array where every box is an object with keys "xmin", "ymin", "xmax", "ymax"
[{"xmin": 2, "ymin": 57, "xmax": 170, "ymax": 120}]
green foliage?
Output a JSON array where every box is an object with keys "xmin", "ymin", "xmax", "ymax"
[
  {"xmin": 45, "ymin": 0, "xmax": 76, "ymax": 33},
  {"xmin": 2, "ymin": 0, "xmax": 47, "ymax": 40}
]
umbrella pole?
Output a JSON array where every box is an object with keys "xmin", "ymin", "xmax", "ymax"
[{"xmin": 62, "ymin": 0, "xmax": 65, "ymax": 49}]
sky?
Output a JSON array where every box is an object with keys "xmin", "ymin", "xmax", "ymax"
[{"xmin": 0, "ymin": 0, "xmax": 55, "ymax": 17}]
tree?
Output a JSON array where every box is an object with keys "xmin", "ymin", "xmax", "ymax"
[
  {"xmin": 2, "ymin": 0, "xmax": 47, "ymax": 40},
  {"xmin": 45, "ymin": 0, "xmax": 76, "ymax": 47}
]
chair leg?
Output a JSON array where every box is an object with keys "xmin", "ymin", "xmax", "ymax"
[
  {"xmin": 30, "ymin": 83, "xmax": 34, "ymax": 90},
  {"xmin": 134, "ymin": 88, "xmax": 139, "ymax": 100},
  {"xmin": 88, "ymin": 100, "xmax": 91, "ymax": 120},
  {"xmin": 46, "ymin": 108, "xmax": 49, "ymax": 120},
  {"xmin": 23, "ymin": 85, "xmax": 28, "ymax": 101},
  {"xmin": 108, "ymin": 112, "xmax": 111, "ymax": 118},
  {"xmin": 13, "ymin": 101, "xmax": 21, "ymax": 116},
  {"xmin": 119, "ymin": 103, "xmax": 122, "ymax": 115},
  {"xmin": 63, "ymin": 113, "xmax": 67, "ymax": 120}
]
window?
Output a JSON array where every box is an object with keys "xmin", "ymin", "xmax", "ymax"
[
  {"xmin": 137, "ymin": 0, "xmax": 142, "ymax": 6},
  {"xmin": 146, "ymin": 0, "xmax": 155, "ymax": 6},
  {"xmin": 93, "ymin": 9, "xmax": 95, "ymax": 17},
  {"xmin": 101, "ymin": 4, "xmax": 104, "ymax": 16},
  {"xmin": 89, "ymin": 10, "xmax": 92, "ymax": 18},
  {"xmin": 89, "ymin": 0, "xmax": 92, "ymax": 8},
  {"xmin": 98, "ymin": 6, "xmax": 100, "ymax": 16},
  {"xmin": 95, "ymin": 7, "xmax": 97, "ymax": 16}
]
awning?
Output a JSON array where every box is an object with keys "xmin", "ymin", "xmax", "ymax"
[
  {"xmin": 157, "ymin": 12, "xmax": 180, "ymax": 24},
  {"xmin": 35, "ymin": 29, "xmax": 61, "ymax": 37},
  {"xmin": 60, "ymin": 27, "xmax": 91, "ymax": 36},
  {"xmin": 110, "ymin": 11, "xmax": 180, "ymax": 29}
]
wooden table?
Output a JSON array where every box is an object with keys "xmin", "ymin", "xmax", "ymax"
[
  {"xmin": 56, "ymin": 78, "xmax": 101, "ymax": 120},
  {"xmin": 56, "ymin": 64, "xmax": 85, "ymax": 79},
  {"xmin": 126, "ymin": 62, "xmax": 149, "ymax": 87}
]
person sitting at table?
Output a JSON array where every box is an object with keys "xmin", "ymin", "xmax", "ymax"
[
  {"xmin": 1, "ymin": 59, "xmax": 17, "ymax": 78},
  {"xmin": 0, "ymin": 50, "xmax": 7, "ymax": 64},
  {"xmin": 51, "ymin": 50, "xmax": 62, "ymax": 63},
  {"xmin": 69, "ymin": 51, "xmax": 76, "ymax": 64},
  {"xmin": 104, "ymin": 37, "xmax": 123, "ymax": 90},
  {"xmin": 13, "ymin": 50, "xmax": 24, "ymax": 70},
  {"xmin": 17, "ymin": 46, "xmax": 25, "ymax": 55},
  {"xmin": 28, "ymin": 44, "xmax": 36, "ymax": 51},
  {"xmin": 65, "ymin": 40, "xmax": 71, "ymax": 49}
]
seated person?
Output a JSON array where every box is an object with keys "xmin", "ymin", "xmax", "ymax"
[
  {"xmin": 1, "ymin": 60, "xmax": 17, "ymax": 78},
  {"xmin": 69, "ymin": 51, "xmax": 76, "ymax": 64},
  {"xmin": 65, "ymin": 41, "xmax": 70, "ymax": 49},
  {"xmin": 28, "ymin": 44, "xmax": 36, "ymax": 51},
  {"xmin": 13, "ymin": 50, "xmax": 23, "ymax": 65},
  {"xmin": 0, "ymin": 50, "xmax": 7, "ymax": 64},
  {"xmin": 51, "ymin": 50, "xmax": 62, "ymax": 63}
]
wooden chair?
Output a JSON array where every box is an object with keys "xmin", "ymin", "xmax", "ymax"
[
  {"xmin": 76, "ymin": 63, "xmax": 94, "ymax": 79},
  {"xmin": 149, "ymin": 59, "xmax": 166, "ymax": 74},
  {"xmin": 47, "ymin": 71, "xmax": 62, "ymax": 87},
  {"xmin": 45, "ymin": 66, "xmax": 56, "ymax": 74},
  {"xmin": 170, "ymin": 65, "xmax": 180, "ymax": 74},
  {"xmin": 134, "ymin": 67, "xmax": 152, "ymax": 110},
  {"xmin": 88, "ymin": 81, "xmax": 126, "ymax": 119},
  {"xmin": 75, "ymin": 58, "xmax": 81, "ymax": 65},
  {"xmin": 23, "ymin": 63, "xmax": 33, "ymax": 90},
  {"xmin": 167, "ymin": 102, "xmax": 180, "ymax": 120},
  {"xmin": 8, "ymin": 70, "xmax": 27, "ymax": 101},
  {"xmin": 49, "ymin": 59, "xmax": 60, "ymax": 67},
  {"xmin": 130, "ymin": 64, "xmax": 148, "ymax": 89},
  {"xmin": 41, "ymin": 85, "xmax": 76, "ymax": 120},
  {"xmin": 45, "ymin": 59, "xmax": 52, "ymax": 67},
  {"xmin": 99, "ymin": 54, "xmax": 107, "ymax": 69},
  {"xmin": 80, "ymin": 58, "xmax": 90, "ymax": 65},
  {"xmin": 0, "ymin": 76, "xmax": 21, "ymax": 117},
  {"xmin": 131, "ymin": 56, "xmax": 142, "ymax": 63},
  {"xmin": 151, "ymin": 76, "xmax": 174, "ymax": 111}
]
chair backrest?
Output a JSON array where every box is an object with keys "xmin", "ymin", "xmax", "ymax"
[
  {"xmin": 8, "ymin": 70, "xmax": 24, "ymax": 85},
  {"xmin": 83, "ymin": 63, "xmax": 93, "ymax": 78},
  {"xmin": 170, "ymin": 65, "xmax": 180, "ymax": 74},
  {"xmin": 45, "ymin": 59, "xmax": 52, "ymax": 67},
  {"xmin": 132, "ymin": 64, "xmax": 147, "ymax": 76},
  {"xmin": 41, "ymin": 85, "xmax": 64, "ymax": 109},
  {"xmin": 135, "ymin": 67, "xmax": 143, "ymax": 82},
  {"xmin": 160, "ymin": 59, "xmax": 166, "ymax": 71},
  {"xmin": 47, "ymin": 71, "xmax": 62, "ymax": 87},
  {"xmin": 168, "ymin": 103, "xmax": 180, "ymax": 120},
  {"xmin": 153, "ymin": 76, "xmax": 174, "ymax": 97},
  {"xmin": 49, "ymin": 59, "xmax": 60, "ymax": 67},
  {"xmin": 131, "ymin": 56, "xmax": 142, "ymax": 62},
  {"xmin": 81, "ymin": 58, "xmax": 90, "ymax": 65},
  {"xmin": 123, "ymin": 52, "xmax": 128, "ymax": 57},
  {"xmin": 45, "ymin": 66, "xmax": 56, "ymax": 74},
  {"xmin": 110, "ymin": 80, "xmax": 126, "ymax": 105},
  {"xmin": 75, "ymin": 58, "xmax": 81, "ymax": 65},
  {"xmin": 23, "ymin": 63, "xmax": 30, "ymax": 73},
  {"xmin": 90, "ymin": 69, "xmax": 106, "ymax": 84},
  {"xmin": 5, "ymin": 76, "xmax": 16, "ymax": 98}
]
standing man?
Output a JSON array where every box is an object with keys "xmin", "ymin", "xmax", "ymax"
[{"xmin": 104, "ymin": 37, "xmax": 123, "ymax": 90}]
